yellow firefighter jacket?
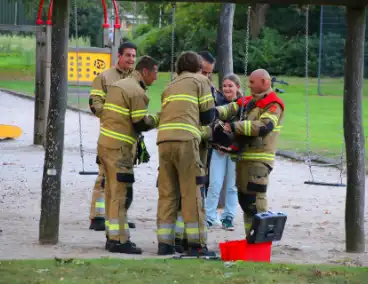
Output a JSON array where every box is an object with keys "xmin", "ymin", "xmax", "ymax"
[
  {"xmin": 156, "ymin": 72, "xmax": 216, "ymax": 144},
  {"xmin": 98, "ymin": 71, "xmax": 159, "ymax": 149},
  {"xmin": 89, "ymin": 66, "xmax": 133, "ymax": 117},
  {"xmin": 215, "ymin": 88, "xmax": 285, "ymax": 168}
]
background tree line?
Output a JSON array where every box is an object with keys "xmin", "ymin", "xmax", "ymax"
[
  {"xmin": 132, "ymin": 3, "xmax": 354, "ymax": 77},
  {"xmin": 11, "ymin": 0, "xmax": 368, "ymax": 77}
]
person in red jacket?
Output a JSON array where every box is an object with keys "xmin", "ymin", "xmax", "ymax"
[{"xmin": 214, "ymin": 69, "xmax": 285, "ymax": 236}]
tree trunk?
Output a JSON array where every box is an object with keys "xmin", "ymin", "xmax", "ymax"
[
  {"xmin": 39, "ymin": 0, "xmax": 69, "ymax": 245},
  {"xmin": 250, "ymin": 4, "xmax": 269, "ymax": 39},
  {"xmin": 215, "ymin": 3, "xmax": 235, "ymax": 209},
  {"xmin": 216, "ymin": 3, "xmax": 235, "ymax": 91},
  {"xmin": 343, "ymin": 6, "xmax": 366, "ymax": 253}
]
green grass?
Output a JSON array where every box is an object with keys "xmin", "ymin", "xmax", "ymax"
[
  {"xmin": 0, "ymin": 258, "xmax": 367, "ymax": 284},
  {"xmin": 0, "ymin": 80, "xmax": 34, "ymax": 95}
]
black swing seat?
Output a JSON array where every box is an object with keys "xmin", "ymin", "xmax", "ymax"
[
  {"xmin": 304, "ymin": 181, "xmax": 345, "ymax": 187},
  {"xmin": 79, "ymin": 171, "xmax": 99, "ymax": 175},
  {"xmin": 247, "ymin": 211, "xmax": 287, "ymax": 244},
  {"xmin": 172, "ymin": 254, "xmax": 220, "ymax": 260}
]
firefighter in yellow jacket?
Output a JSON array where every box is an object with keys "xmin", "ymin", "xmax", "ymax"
[
  {"xmin": 174, "ymin": 51, "xmax": 217, "ymax": 253},
  {"xmin": 156, "ymin": 51, "xmax": 216, "ymax": 256},
  {"xmin": 98, "ymin": 56, "xmax": 159, "ymax": 254},
  {"xmin": 212, "ymin": 69, "xmax": 285, "ymax": 236},
  {"xmin": 89, "ymin": 42, "xmax": 137, "ymax": 232}
]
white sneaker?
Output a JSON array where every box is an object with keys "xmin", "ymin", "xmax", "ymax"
[{"xmin": 207, "ymin": 219, "xmax": 222, "ymax": 228}]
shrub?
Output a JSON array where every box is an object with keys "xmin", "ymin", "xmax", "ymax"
[{"xmin": 134, "ymin": 24, "xmax": 153, "ymax": 37}]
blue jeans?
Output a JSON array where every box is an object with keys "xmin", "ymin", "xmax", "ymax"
[{"xmin": 205, "ymin": 149, "xmax": 237, "ymax": 223}]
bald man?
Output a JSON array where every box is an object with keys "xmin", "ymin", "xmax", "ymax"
[{"xmin": 210, "ymin": 68, "xmax": 285, "ymax": 237}]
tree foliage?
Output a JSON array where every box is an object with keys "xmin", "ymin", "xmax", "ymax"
[{"xmin": 134, "ymin": 3, "xmax": 358, "ymax": 77}]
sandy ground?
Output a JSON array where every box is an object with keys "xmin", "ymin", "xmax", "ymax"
[{"xmin": 0, "ymin": 91, "xmax": 367, "ymax": 266}]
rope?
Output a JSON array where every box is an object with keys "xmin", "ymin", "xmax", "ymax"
[
  {"xmin": 243, "ymin": 6, "xmax": 251, "ymax": 96},
  {"xmin": 74, "ymin": 0, "xmax": 85, "ymax": 172},
  {"xmin": 170, "ymin": 3, "xmax": 176, "ymax": 81},
  {"xmin": 304, "ymin": 5, "xmax": 314, "ymax": 181},
  {"xmin": 240, "ymin": 5, "xmax": 251, "ymax": 120},
  {"xmin": 339, "ymin": 139, "xmax": 345, "ymax": 184}
]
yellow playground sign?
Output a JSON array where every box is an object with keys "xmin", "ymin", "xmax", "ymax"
[{"xmin": 68, "ymin": 47, "xmax": 112, "ymax": 85}]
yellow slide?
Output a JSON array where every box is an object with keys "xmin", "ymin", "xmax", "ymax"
[{"xmin": 0, "ymin": 124, "xmax": 22, "ymax": 140}]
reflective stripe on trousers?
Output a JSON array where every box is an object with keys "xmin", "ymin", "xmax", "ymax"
[
  {"xmin": 184, "ymin": 222, "xmax": 208, "ymax": 244},
  {"xmin": 157, "ymin": 223, "xmax": 176, "ymax": 242},
  {"xmin": 175, "ymin": 213, "xmax": 185, "ymax": 239},
  {"xmin": 95, "ymin": 197, "xmax": 105, "ymax": 216},
  {"xmin": 108, "ymin": 219, "xmax": 130, "ymax": 239},
  {"xmin": 105, "ymin": 220, "xmax": 110, "ymax": 235}
]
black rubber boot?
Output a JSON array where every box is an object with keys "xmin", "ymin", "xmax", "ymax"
[
  {"xmin": 105, "ymin": 236, "xmax": 110, "ymax": 250},
  {"xmin": 89, "ymin": 217, "xmax": 105, "ymax": 231},
  {"xmin": 187, "ymin": 244, "xmax": 217, "ymax": 257},
  {"xmin": 174, "ymin": 238, "xmax": 184, "ymax": 253},
  {"xmin": 158, "ymin": 243, "xmax": 176, "ymax": 255},
  {"xmin": 108, "ymin": 240, "xmax": 142, "ymax": 254},
  {"xmin": 175, "ymin": 238, "xmax": 189, "ymax": 253},
  {"xmin": 105, "ymin": 236, "xmax": 137, "ymax": 250}
]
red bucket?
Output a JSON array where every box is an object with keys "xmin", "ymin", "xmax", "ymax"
[{"xmin": 219, "ymin": 239, "xmax": 272, "ymax": 262}]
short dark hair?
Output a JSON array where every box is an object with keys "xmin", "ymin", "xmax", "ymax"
[
  {"xmin": 118, "ymin": 42, "xmax": 137, "ymax": 55},
  {"xmin": 176, "ymin": 51, "xmax": 202, "ymax": 75},
  {"xmin": 198, "ymin": 51, "xmax": 216, "ymax": 64},
  {"xmin": 135, "ymin": 55, "xmax": 158, "ymax": 72}
]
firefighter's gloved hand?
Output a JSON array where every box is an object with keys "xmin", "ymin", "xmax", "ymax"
[
  {"xmin": 135, "ymin": 135, "xmax": 150, "ymax": 165},
  {"xmin": 211, "ymin": 119, "xmax": 234, "ymax": 147}
]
